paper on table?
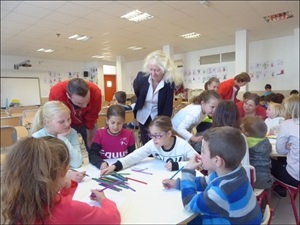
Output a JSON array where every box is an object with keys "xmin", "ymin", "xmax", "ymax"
[{"xmin": 77, "ymin": 192, "xmax": 126, "ymax": 208}]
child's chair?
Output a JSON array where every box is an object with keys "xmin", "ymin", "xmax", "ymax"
[
  {"xmin": 272, "ymin": 180, "xmax": 300, "ymax": 225},
  {"xmin": 243, "ymin": 165, "xmax": 270, "ymax": 208},
  {"xmin": 261, "ymin": 204, "xmax": 273, "ymax": 225}
]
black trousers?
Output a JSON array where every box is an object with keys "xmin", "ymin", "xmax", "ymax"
[
  {"xmin": 73, "ymin": 125, "xmax": 89, "ymax": 152},
  {"xmin": 138, "ymin": 116, "xmax": 152, "ymax": 145},
  {"xmin": 271, "ymin": 158, "xmax": 299, "ymax": 187}
]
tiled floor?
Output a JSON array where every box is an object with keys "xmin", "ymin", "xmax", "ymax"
[{"xmin": 269, "ymin": 189, "xmax": 299, "ymax": 224}]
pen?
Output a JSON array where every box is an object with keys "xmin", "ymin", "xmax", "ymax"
[
  {"xmin": 90, "ymin": 180, "xmax": 123, "ymax": 197},
  {"xmin": 131, "ymin": 169, "xmax": 153, "ymax": 175},
  {"xmin": 70, "ymin": 169, "xmax": 90, "ymax": 177},
  {"xmin": 169, "ymin": 166, "xmax": 184, "ymax": 180},
  {"xmin": 127, "ymin": 177, "xmax": 147, "ymax": 185}
]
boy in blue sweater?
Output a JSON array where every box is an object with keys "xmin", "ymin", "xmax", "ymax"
[{"xmin": 162, "ymin": 126, "xmax": 262, "ymax": 225}]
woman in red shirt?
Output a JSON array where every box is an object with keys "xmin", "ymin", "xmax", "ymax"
[{"xmin": 236, "ymin": 93, "xmax": 267, "ymax": 120}]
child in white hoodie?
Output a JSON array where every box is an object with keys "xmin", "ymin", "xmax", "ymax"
[{"xmin": 265, "ymin": 102, "xmax": 285, "ymax": 135}]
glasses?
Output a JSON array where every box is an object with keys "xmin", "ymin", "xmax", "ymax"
[{"xmin": 148, "ymin": 132, "xmax": 167, "ymax": 139}]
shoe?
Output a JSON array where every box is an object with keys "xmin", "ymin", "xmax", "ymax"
[{"xmin": 273, "ymin": 186, "xmax": 287, "ymax": 198}]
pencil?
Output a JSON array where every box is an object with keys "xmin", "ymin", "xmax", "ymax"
[
  {"xmin": 169, "ymin": 166, "xmax": 184, "ymax": 180},
  {"xmin": 127, "ymin": 177, "xmax": 147, "ymax": 185},
  {"xmin": 90, "ymin": 180, "xmax": 123, "ymax": 197},
  {"xmin": 131, "ymin": 169, "xmax": 153, "ymax": 175},
  {"xmin": 70, "ymin": 169, "xmax": 90, "ymax": 177}
]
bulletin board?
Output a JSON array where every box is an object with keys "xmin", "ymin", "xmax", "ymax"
[{"xmin": 1, "ymin": 77, "xmax": 41, "ymax": 108}]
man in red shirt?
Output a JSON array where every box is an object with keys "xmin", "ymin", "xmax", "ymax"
[
  {"xmin": 218, "ymin": 72, "xmax": 251, "ymax": 103},
  {"xmin": 49, "ymin": 78, "xmax": 102, "ymax": 151}
]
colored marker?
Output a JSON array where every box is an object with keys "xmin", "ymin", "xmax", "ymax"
[{"xmin": 169, "ymin": 166, "xmax": 184, "ymax": 180}]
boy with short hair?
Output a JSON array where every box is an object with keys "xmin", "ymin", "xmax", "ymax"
[
  {"xmin": 113, "ymin": 91, "xmax": 132, "ymax": 111},
  {"xmin": 241, "ymin": 116, "xmax": 273, "ymax": 189},
  {"xmin": 162, "ymin": 126, "xmax": 262, "ymax": 225}
]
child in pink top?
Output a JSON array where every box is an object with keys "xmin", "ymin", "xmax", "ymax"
[{"xmin": 89, "ymin": 104, "xmax": 136, "ymax": 169}]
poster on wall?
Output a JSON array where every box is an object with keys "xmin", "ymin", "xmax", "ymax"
[
  {"xmin": 89, "ymin": 66, "xmax": 98, "ymax": 84},
  {"xmin": 48, "ymin": 71, "xmax": 62, "ymax": 87},
  {"xmin": 249, "ymin": 59, "xmax": 284, "ymax": 80},
  {"xmin": 68, "ymin": 72, "xmax": 80, "ymax": 80},
  {"xmin": 183, "ymin": 64, "xmax": 228, "ymax": 89}
]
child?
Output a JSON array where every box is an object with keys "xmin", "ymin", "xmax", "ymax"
[
  {"xmin": 1, "ymin": 136, "xmax": 121, "ymax": 224},
  {"xmin": 30, "ymin": 101, "xmax": 84, "ymax": 181},
  {"xmin": 212, "ymin": 100, "xmax": 250, "ymax": 166},
  {"xmin": 264, "ymin": 102, "xmax": 285, "ymax": 135},
  {"xmin": 195, "ymin": 78, "xmax": 221, "ymax": 142},
  {"xmin": 241, "ymin": 116, "xmax": 273, "ymax": 189},
  {"xmin": 171, "ymin": 90, "xmax": 220, "ymax": 151},
  {"xmin": 162, "ymin": 127, "xmax": 262, "ymax": 225},
  {"xmin": 89, "ymin": 104, "xmax": 136, "ymax": 170},
  {"xmin": 271, "ymin": 94, "xmax": 299, "ymax": 197},
  {"xmin": 101, "ymin": 115, "xmax": 198, "ymax": 175},
  {"xmin": 112, "ymin": 91, "xmax": 132, "ymax": 111},
  {"xmin": 204, "ymin": 77, "xmax": 220, "ymax": 91},
  {"xmin": 218, "ymin": 72, "xmax": 251, "ymax": 103}
]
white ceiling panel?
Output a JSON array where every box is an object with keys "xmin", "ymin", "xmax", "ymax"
[{"xmin": 1, "ymin": 1, "xmax": 299, "ymax": 63}]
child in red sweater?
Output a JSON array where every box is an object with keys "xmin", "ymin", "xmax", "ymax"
[{"xmin": 1, "ymin": 136, "xmax": 121, "ymax": 224}]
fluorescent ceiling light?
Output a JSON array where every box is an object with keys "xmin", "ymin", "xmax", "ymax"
[
  {"xmin": 128, "ymin": 46, "xmax": 144, "ymax": 50},
  {"xmin": 92, "ymin": 55, "xmax": 104, "ymax": 59},
  {"xmin": 263, "ymin": 11, "xmax": 293, "ymax": 22},
  {"xmin": 180, "ymin": 32, "xmax": 201, "ymax": 39},
  {"xmin": 121, "ymin": 10, "xmax": 153, "ymax": 22},
  {"xmin": 68, "ymin": 34, "xmax": 90, "ymax": 41},
  {"xmin": 68, "ymin": 34, "xmax": 80, "ymax": 39},
  {"xmin": 37, "ymin": 48, "xmax": 54, "ymax": 53}
]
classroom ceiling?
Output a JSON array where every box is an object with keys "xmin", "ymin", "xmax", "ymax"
[{"xmin": 1, "ymin": 1, "xmax": 299, "ymax": 63}]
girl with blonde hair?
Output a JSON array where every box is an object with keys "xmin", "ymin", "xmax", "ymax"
[
  {"xmin": 271, "ymin": 94, "xmax": 300, "ymax": 197},
  {"xmin": 1, "ymin": 137, "xmax": 121, "ymax": 224},
  {"xmin": 264, "ymin": 102, "xmax": 285, "ymax": 135},
  {"xmin": 31, "ymin": 101, "xmax": 84, "ymax": 181}
]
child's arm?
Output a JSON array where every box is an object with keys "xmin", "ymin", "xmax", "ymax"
[
  {"xmin": 127, "ymin": 144, "xmax": 136, "ymax": 154},
  {"xmin": 89, "ymin": 142, "xmax": 108, "ymax": 169},
  {"xmin": 58, "ymin": 129, "xmax": 83, "ymax": 168}
]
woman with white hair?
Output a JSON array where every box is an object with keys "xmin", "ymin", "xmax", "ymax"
[{"xmin": 133, "ymin": 50, "xmax": 182, "ymax": 145}]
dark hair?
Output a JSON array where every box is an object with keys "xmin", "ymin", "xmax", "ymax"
[
  {"xmin": 191, "ymin": 90, "xmax": 221, "ymax": 104},
  {"xmin": 204, "ymin": 77, "xmax": 220, "ymax": 90},
  {"xmin": 130, "ymin": 95, "xmax": 137, "ymax": 104},
  {"xmin": 241, "ymin": 116, "xmax": 267, "ymax": 138},
  {"xmin": 114, "ymin": 91, "xmax": 127, "ymax": 104},
  {"xmin": 212, "ymin": 100, "xmax": 240, "ymax": 129},
  {"xmin": 265, "ymin": 84, "xmax": 272, "ymax": 90},
  {"xmin": 290, "ymin": 89, "xmax": 299, "ymax": 95},
  {"xmin": 234, "ymin": 72, "xmax": 251, "ymax": 83},
  {"xmin": 203, "ymin": 126, "xmax": 246, "ymax": 170},
  {"xmin": 245, "ymin": 93, "xmax": 260, "ymax": 106},
  {"xmin": 243, "ymin": 91, "xmax": 252, "ymax": 100},
  {"xmin": 67, "ymin": 78, "xmax": 89, "ymax": 97},
  {"xmin": 107, "ymin": 104, "xmax": 125, "ymax": 119},
  {"xmin": 266, "ymin": 93, "xmax": 285, "ymax": 104}
]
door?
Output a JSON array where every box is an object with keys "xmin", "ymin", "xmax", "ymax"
[{"xmin": 104, "ymin": 74, "xmax": 116, "ymax": 102}]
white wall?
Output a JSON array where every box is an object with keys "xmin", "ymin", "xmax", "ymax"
[
  {"xmin": 1, "ymin": 31, "xmax": 299, "ymax": 100},
  {"xmin": 248, "ymin": 35, "xmax": 299, "ymax": 92},
  {"xmin": 0, "ymin": 55, "xmax": 104, "ymax": 98}
]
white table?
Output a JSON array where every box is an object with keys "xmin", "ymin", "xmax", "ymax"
[
  {"xmin": 73, "ymin": 158, "xmax": 198, "ymax": 224},
  {"xmin": 268, "ymin": 137, "xmax": 286, "ymax": 157}
]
